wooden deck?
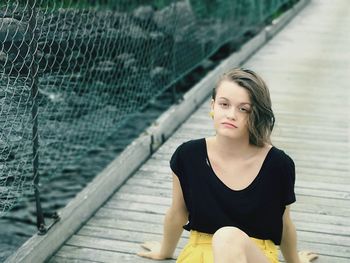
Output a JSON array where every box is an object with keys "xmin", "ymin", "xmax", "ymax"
[{"xmin": 49, "ymin": 0, "xmax": 350, "ymax": 262}]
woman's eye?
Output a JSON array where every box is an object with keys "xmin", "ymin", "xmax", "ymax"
[
  {"xmin": 219, "ymin": 102, "xmax": 229, "ymax": 107},
  {"xmin": 239, "ymin": 107, "xmax": 249, "ymax": 112}
]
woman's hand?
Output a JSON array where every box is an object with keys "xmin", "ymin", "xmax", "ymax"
[
  {"xmin": 298, "ymin": 251, "xmax": 318, "ymax": 263},
  {"xmin": 137, "ymin": 241, "xmax": 172, "ymax": 260}
]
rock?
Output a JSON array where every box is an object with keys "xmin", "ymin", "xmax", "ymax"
[
  {"xmin": 150, "ymin": 67, "xmax": 169, "ymax": 79},
  {"xmin": 195, "ymin": 19, "xmax": 229, "ymax": 53},
  {"xmin": 116, "ymin": 53, "xmax": 136, "ymax": 68},
  {"xmin": 150, "ymin": 66, "xmax": 170, "ymax": 83},
  {"xmin": 0, "ymin": 18, "xmax": 29, "ymax": 43},
  {"xmin": 202, "ymin": 59, "xmax": 215, "ymax": 69},
  {"xmin": 89, "ymin": 60, "xmax": 118, "ymax": 82},
  {"xmin": 133, "ymin": 5, "xmax": 154, "ymax": 21},
  {"xmin": 38, "ymin": 88, "xmax": 64, "ymax": 103},
  {"xmin": 153, "ymin": 0, "xmax": 195, "ymax": 33},
  {"xmin": 0, "ymin": 51, "xmax": 7, "ymax": 62},
  {"xmin": 97, "ymin": 60, "xmax": 118, "ymax": 68},
  {"xmin": 124, "ymin": 23, "xmax": 148, "ymax": 40}
]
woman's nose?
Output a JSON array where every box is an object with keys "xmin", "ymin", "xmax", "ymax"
[{"xmin": 226, "ymin": 108, "xmax": 236, "ymax": 119}]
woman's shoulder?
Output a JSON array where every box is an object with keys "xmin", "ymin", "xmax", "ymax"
[
  {"xmin": 270, "ymin": 146, "xmax": 295, "ymax": 165},
  {"xmin": 176, "ymin": 137, "xmax": 206, "ymax": 152},
  {"xmin": 170, "ymin": 138, "xmax": 206, "ymax": 169},
  {"xmin": 269, "ymin": 146, "xmax": 295, "ymax": 174}
]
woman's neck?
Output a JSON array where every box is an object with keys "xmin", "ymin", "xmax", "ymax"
[{"xmin": 211, "ymin": 135, "xmax": 257, "ymax": 160}]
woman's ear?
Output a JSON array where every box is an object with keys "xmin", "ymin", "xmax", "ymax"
[{"xmin": 209, "ymin": 99, "xmax": 215, "ymax": 118}]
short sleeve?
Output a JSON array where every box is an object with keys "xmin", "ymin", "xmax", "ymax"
[
  {"xmin": 170, "ymin": 143, "xmax": 184, "ymax": 178},
  {"xmin": 282, "ymin": 154, "xmax": 296, "ymax": 206}
]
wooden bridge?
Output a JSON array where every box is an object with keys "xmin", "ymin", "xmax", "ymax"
[{"xmin": 6, "ymin": 0, "xmax": 350, "ymax": 262}]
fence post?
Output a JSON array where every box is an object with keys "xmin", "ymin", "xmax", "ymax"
[{"xmin": 28, "ymin": 0, "xmax": 46, "ymax": 235}]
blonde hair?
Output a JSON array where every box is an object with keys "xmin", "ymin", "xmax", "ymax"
[{"xmin": 212, "ymin": 68, "xmax": 275, "ymax": 147}]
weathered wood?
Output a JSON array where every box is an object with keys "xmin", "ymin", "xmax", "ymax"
[
  {"xmin": 49, "ymin": 256, "xmax": 99, "ymax": 263},
  {"xmin": 76, "ymin": 226, "xmax": 188, "ymax": 247},
  {"xmin": 54, "ymin": 246, "xmax": 176, "ymax": 263},
  {"xmin": 95, "ymin": 207, "xmax": 163, "ymax": 224},
  {"xmin": 111, "ymin": 192, "xmax": 171, "ymax": 206},
  {"xmin": 86, "ymin": 217, "xmax": 166, "ymax": 234},
  {"xmin": 64, "ymin": 235, "xmax": 184, "ymax": 257},
  {"xmin": 296, "ymin": 230, "xmax": 350, "ymax": 247}
]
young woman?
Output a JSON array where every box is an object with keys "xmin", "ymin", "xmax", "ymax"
[{"xmin": 138, "ymin": 68, "xmax": 318, "ymax": 263}]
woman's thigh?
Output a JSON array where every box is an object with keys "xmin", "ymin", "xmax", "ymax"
[
  {"xmin": 245, "ymin": 238, "xmax": 274, "ymax": 263},
  {"xmin": 212, "ymin": 227, "xmax": 277, "ymax": 263},
  {"xmin": 177, "ymin": 230, "xmax": 278, "ymax": 263}
]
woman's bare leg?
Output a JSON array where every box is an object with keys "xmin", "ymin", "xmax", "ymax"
[{"xmin": 212, "ymin": 227, "xmax": 271, "ymax": 263}]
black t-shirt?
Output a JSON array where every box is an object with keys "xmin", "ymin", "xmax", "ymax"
[{"xmin": 170, "ymin": 138, "xmax": 296, "ymax": 245}]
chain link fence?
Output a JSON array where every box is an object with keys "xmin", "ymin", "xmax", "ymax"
[{"xmin": 0, "ymin": 0, "xmax": 298, "ymax": 219}]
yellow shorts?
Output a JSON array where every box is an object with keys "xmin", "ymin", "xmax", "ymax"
[{"xmin": 176, "ymin": 231, "xmax": 279, "ymax": 263}]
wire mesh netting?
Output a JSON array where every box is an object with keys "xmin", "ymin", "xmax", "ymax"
[{"xmin": 0, "ymin": 0, "xmax": 298, "ymax": 216}]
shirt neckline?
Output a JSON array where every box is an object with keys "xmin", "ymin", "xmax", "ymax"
[{"xmin": 202, "ymin": 138, "xmax": 274, "ymax": 193}]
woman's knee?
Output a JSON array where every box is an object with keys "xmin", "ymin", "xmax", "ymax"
[
  {"xmin": 212, "ymin": 227, "xmax": 249, "ymax": 262},
  {"xmin": 212, "ymin": 227, "xmax": 249, "ymax": 247}
]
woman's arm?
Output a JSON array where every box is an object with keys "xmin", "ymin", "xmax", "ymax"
[
  {"xmin": 280, "ymin": 206, "xmax": 300, "ymax": 263},
  {"xmin": 138, "ymin": 173, "xmax": 188, "ymax": 259},
  {"xmin": 280, "ymin": 206, "xmax": 318, "ymax": 263}
]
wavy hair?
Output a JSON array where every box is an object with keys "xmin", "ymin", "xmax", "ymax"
[{"xmin": 212, "ymin": 68, "xmax": 275, "ymax": 147}]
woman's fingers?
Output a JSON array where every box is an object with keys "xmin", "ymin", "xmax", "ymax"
[
  {"xmin": 298, "ymin": 251, "xmax": 318, "ymax": 262},
  {"xmin": 137, "ymin": 250, "xmax": 166, "ymax": 260},
  {"xmin": 140, "ymin": 241, "xmax": 159, "ymax": 250},
  {"xmin": 307, "ymin": 251, "xmax": 318, "ymax": 262},
  {"xmin": 137, "ymin": 250, "xmax": 154, "ymax": 258},
  {"xmin": 138, "ymin": 241, "xmax": 165, "ymax": 260}
]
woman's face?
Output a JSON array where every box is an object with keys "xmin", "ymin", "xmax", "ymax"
[{"xmin": 211, "ymin": 80, "xmax": 252, "ymax": 140}]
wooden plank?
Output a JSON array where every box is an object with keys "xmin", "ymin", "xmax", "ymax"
[
  {"xmin": 76, "ymin": 226, "xmax": 188, "ymax": 247},
  {"xmin": 53, "ymin": 246, "xmax": 176, "ymax": 263},
  {"xmin": 124, "ymin": 177, "xmax": 172, "ymax": 189},
  {"xmin": 293, "ymin": 202, "xmax": 350, "ymax": 218},
  {"xmin": 104, "ymin": 200, "xmax": 167, "ymax": 215},
  {"xmin": 296, "ymin": 230, "xmax": 350, "ymax": 247},
  {"xmin": 295, "ymin": 188, "xmax": 349, "ymax": 200},
  {"xmin": 86, "ymin": 217, "xmax": 165, "ymax": 234},
  {"xmin": 96, "ymin": 208, "xmax": 163, "ymax": 224},
  {"xmin": 295, "ymin": 167, "xmax": 349, "ymax": 179},
  {"xmin": 296, "ymin": 240, "xmax": 350, "ymax": 259},
  {"xmin": 49, "ymin": 256, "xmax": 100, "ymax": 263},
  {"xmin": 111, "ymin": 192, "xmax": 171, "ymax": 206},
  {"xmin": 64, "ymin": 235, "xmax": 183, "ymax": 257},
  {"xmin": 296, "ymin": 181, "xmax": 350, "ymax": 192},
  {"xmin": 292, "ymin": 210, "xmax": 350, "ymax": 228}
]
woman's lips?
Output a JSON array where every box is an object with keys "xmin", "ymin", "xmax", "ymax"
[{"xmin": 221, "ymin": 122, "xmax": 237, "ymax": 128}]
